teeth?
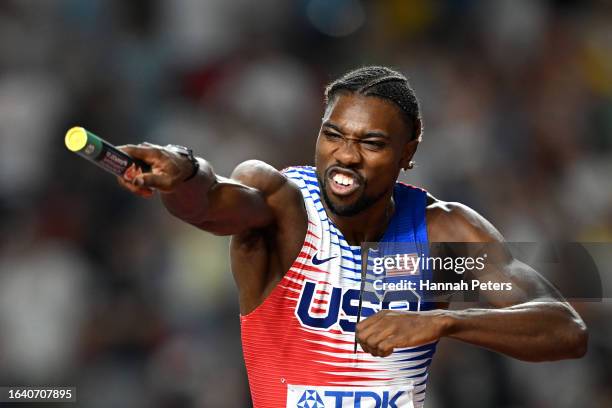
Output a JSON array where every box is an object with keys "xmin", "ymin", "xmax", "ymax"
[{"xmin": 332, "ymin": 173, "xmax": 354, "ymax": 187}]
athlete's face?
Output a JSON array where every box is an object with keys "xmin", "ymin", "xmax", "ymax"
[{"xmin": 315, "ymin": 93, "xmax": 418, "ymax": 217}]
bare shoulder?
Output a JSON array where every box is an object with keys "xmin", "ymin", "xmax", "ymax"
[
  {"xmin": 425, "ymin": 193, "xmax": 504, "ymax": 243},
  {"xmin": 231, "ymin": 160, "xmax": 296, "ymax": 196},
  {"xmin": 229, "ymin": 159, "xmax": 306, "ymax": 239},
  {"xmin": 230, "ymin": 160, "xmax": 304, "ymax": 210}
]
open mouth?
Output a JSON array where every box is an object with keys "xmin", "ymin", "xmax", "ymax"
[{"xmin": 327, "ymin": 168, "xmax": 361, "ymax": 197}]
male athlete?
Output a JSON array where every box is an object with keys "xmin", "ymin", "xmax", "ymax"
[{"xmin": 117, "ymin": 66, "xmax": 587, "ymax": 408}]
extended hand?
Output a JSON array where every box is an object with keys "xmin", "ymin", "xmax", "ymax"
[
  {"xmin": 355, "ymin": 310, "xmax": 450, "ymax": 357},
  {"xmin": 116, "ymin": 143, "xmax": 196, "ymax": 198}
]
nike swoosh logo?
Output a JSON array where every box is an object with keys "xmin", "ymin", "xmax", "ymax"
[{"xmin": 312, "ymin": 253, "xmax": 338, "ymax": 265}]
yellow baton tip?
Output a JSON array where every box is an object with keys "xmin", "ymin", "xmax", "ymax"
[{"xmin": 65, "ymin": 126, "xmax": 88, "ymax": 152}]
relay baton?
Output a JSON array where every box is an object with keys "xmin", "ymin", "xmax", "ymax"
[{"xmin": 65, "ymin": 126, "xmax": 150, "ymax": 176}]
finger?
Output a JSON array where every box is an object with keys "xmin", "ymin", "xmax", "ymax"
[
  {"xmin": 123, "ymin": 163, "xmax": 141, "ymax": 182},
  {"xmin": 117, "ymin": 175, "xmax": 138, "ymax": 192},
  {"xmin": 357, "ymin": 313, "xmax": 390, "ymax": 342},
  {"xmin": 356, "ymin": 327, "xmax": 376, "ymax": 348},
  {"xmin": 134, "ymin": 172, "xmax": 172, "ymax": 191},
  {"xmin": 359, "ymin": 334, "xmax": 397, "ymax": 358},
  {"xmin": 118, "ymin": 176, "xmax": 154, "ymax": 196},
  {"xmin": 376, "ymin": 337, "xmax": 398, "ymax": 357},
  {"xmin": 358, "ymin": 339, "xmax": 372, "ymax": 355},
  {"xmin": 364, "ymin": 325, "xmax": 396, "ymax": 349},
  {"xmin": 358, "ymin": 325, "xmax": 395, "ymax": 356},
  {"xmin": 356, "ymin": 310, "xmax": 388, "ymax": 332},
  {"xmin": 116, "ymin": 176, "xmax": 155, "ymax": 198},
  {"xmin": 362, "ymin": 339, "xmax": 385, "ymax": 357},
  {"xmin": 118, "ymin": 144, "xmax": 163, "ymax": 163}
]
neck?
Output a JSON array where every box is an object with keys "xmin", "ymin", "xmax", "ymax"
[{"xmin": 325, "ymin": 194, "xmax": 395, "ymax": 246}]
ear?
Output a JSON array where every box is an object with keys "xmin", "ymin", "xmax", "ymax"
[
  {"xmin": 399, "ymin": 118, "xmax": 422, "ymax": 170},
  {"xmin": 399, "ymin": 138, "xmax": 420, "ymax": 170}
]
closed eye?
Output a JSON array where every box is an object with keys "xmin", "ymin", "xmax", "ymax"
[
  {"xmin": 323, "ymin": 130, "xmax": 343, "ymax": 140},
  {"xmin": 322, "ymin": 130, "xmax": 387, "ymax": 151},
  {"xmin": 361, "ymin": 140, "xmax": 387, "ymax": 150}
]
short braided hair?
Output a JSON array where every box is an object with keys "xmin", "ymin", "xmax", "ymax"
[{"xmin": 324, "ymin": 66, "xmax": 422, "ymax": 141}]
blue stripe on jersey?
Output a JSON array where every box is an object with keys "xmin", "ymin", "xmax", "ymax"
[
  {"xmin": 339, "ymin": 264, "xmax": 360, "ymax": 273},
  {"xmin": 398, "ymin": 349, "xmax": 436, "ymax": 362},
  {"xmin": 414, "ymin": 379, "xmax": 428, "ymax": 387},
  {"xmin": 401, "ymin": 361, "xmax": 432, "ymax": 371}
]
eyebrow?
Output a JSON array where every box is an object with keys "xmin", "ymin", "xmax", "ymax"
[
  {"xmin": 322, "ymin": 121, "xmax": 390, "ymax": 140},
  {"xmin": 322, "ymin": 122, "xmax": 344, "ymax": 134},
  {"xmin": 363, "ymin": 131, "xmax": 390, "ymax": 140}
]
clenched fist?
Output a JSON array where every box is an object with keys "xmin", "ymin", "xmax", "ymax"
[{"xmin": 356, "ymin": 309, "xmax": 452, "ymax": 357}]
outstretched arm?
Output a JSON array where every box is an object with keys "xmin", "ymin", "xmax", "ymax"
[
  {"xmin": 356, "ymin": 201, "xmax": 588, "ymax": 361},
  {"xmin": 116, "ymin": 144, "xmax": 307, "ymax": 314},
  {"xmin": 116, "ymin": 143, "xmax": 290, "ymax": 236}
]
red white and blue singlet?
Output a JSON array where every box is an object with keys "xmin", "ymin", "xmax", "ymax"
[{"xmin": 240, "ymin": 166, "xmax": 437, "ymax": 408}]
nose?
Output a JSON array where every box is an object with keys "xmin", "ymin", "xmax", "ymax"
[{"xmin": 333, "ymin": 138, "xmax": 362, "ymax": 167}]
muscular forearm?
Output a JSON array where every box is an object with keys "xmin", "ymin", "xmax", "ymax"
[
  {"xmin": 161, "ymin": 158, "xmax": 217, "ymax": 224},
  {"xmin": 443, "ymin": 302, "xmax": 588, "ymax": 361},
  {"xmin": 118, "ymin": 146, "xmax": 277, "ymax": 235}
]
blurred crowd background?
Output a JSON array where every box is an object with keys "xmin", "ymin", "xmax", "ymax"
[{"xmin": 0, "ymin": 0, "xmax": 611, "ymax": 407}]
